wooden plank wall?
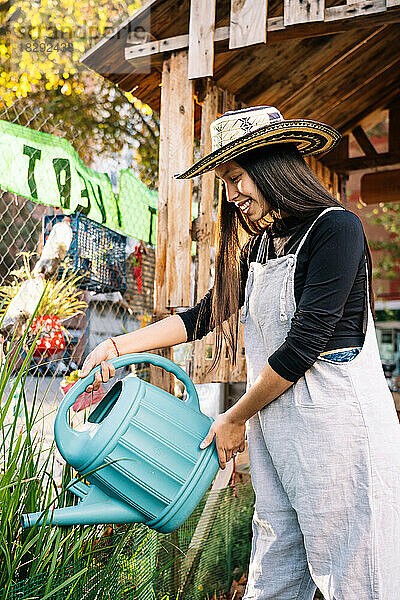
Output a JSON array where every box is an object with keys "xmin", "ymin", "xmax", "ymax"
[
  {"xmin": 305, "ymin": 156, "xmax": 341, "ymax": 201},
  {"xmin": 154, "ymin": 56, "xmax": 171, "ymax": 316}
]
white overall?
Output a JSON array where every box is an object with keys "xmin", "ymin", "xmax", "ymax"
[{"xmin": 240, "ymin": 207, "xmax": 400, "ymax": 600}]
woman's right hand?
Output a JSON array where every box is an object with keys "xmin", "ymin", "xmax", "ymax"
[{"xmin": 78, "ymin": 339, "xmax": 119, "ymax": 392}]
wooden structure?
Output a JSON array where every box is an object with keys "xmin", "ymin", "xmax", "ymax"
[{"xmin": 82, "ymin": 0, "xmax": 400, "ymax": 386}]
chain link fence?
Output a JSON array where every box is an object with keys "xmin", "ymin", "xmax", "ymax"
[
  {"xmin": 5, "ymin": 482, "xmax": 255, "ymax": 600},
  {"xmin": 0, "ymin": 95, "xmax": 157, "ymax": 393}
]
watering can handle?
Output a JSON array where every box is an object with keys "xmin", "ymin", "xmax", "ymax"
[{"xmin": 56, "ymin": 353, "xmax": 200, "ymax": 433}]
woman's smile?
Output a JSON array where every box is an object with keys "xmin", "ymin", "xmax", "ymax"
[
  {"xmin": 215, "ymin": 160, "xmax": 269, "ymax": 221},
  {"xmin": 236, "ymin": 198, "xmax": 252, "ymax": 214}
]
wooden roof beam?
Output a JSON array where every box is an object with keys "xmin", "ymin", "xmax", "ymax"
[
  {"xmin": 275, "ymin": 27, "xmax": 387, "ymax": 112},
  {"xmin": 352, "ymin": 125, "xmax": 378, "ymax": 157},
  {"xmin": 337, "ymin": 86, "xmax": 400, "ymax": 135},
  {"xmin": 325, "ymin": 151, "xmax": 400, "ymax": 172},
  {"xmin": 124, "ymin": 4, "xmax": 400, "ymax": 63}
]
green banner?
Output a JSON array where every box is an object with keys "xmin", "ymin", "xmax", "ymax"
[
  {"xmin": 118, "ymin": 169, "xmax": 158, "ymax": 245},
  {"xmin": 0, "ymin": 120, "xmax": 158, "ymax": 242}
]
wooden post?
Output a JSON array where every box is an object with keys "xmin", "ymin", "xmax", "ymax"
[
  {"xmin": 166, "ymin": 50, "xmax": 194, "ymax": 309},
  {"xmin": 155, "ymin": 57, "xmax": 171, "ymax": 316},
  {"xmin": 188, "ymin": 0, "xmax": 216, "ymax": 79},
  {"xmin": 213, "ymin": 91, "xmax": 238, "ymax": 383},
  {"xmin": 151, "ymin": 57, "xmax": 174, "ymax": 393},
  {"xmin": 229, "ymin": 0, "xmax": 268, "ymax": 49},
  {"xmin": 191, "ymin": 80, "xmax": 219, "ymax": 383},
  {"xmin": 152, "ymin": 51, "xmax": 194, "ymax": 392}
]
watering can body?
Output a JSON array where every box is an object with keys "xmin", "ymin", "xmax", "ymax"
[{"xmin": 22, "ymin": 353, "xmax": 220, "ymax": 532}]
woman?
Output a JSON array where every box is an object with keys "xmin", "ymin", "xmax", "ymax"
[{"xmin": 79, "ymin": 106, "xmax": 400, "ymax": 600}]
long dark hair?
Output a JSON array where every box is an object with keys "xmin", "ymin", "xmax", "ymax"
[{"xmin": 202, "ymin": 143, "xmax": 374, "ymax": 372}]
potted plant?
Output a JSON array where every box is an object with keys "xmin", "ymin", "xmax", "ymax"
[{"xmin": 0, "ymin": 252, "xmax": 87, "ymax": 361}]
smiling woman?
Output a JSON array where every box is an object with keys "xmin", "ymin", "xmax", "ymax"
[
  {"xmin": 215, "ymin": 161, "xmax": 270, "ymax": 220},
  {"xmin": 81, "ymin": 105, "xmax": 400, "ymax": 600}
]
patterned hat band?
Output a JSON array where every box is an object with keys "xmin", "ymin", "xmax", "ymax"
[
  {"xmin": 211, "ymin": 106, "xmax": 284, "ymax": 151},
  {"xmin": 174, "ymin": 105, "xmax": 341, "ymax": 180}
]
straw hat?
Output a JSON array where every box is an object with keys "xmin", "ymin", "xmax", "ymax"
[{"xmin": 174, "ymin": 105, "xmax": 341, "ymax": 179}]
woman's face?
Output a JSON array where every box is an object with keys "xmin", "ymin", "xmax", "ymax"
[{"xmin": 214, "ymin": 160, "xmax": 270, "ymax": 222}]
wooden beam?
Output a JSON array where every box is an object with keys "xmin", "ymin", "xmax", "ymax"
[
  {"xmin": 191, "ymin": 90, "xmax": 243, "ymax": 384},
  {"xmin": 387, "ymin": 0, "xmax": 400, "ymax": 6},
  {"xmin": 124, "ymin": 6, "xmax": 400, "ymax": 63},
  {"xmin": 125, "ymin": 29, "xmax": 229, "ymax": 62},
  {"xmin": 352, "ymin": 125, "xmax": 378, "ymax": 157},
  {"xmin": 192, "ymin": 81, "xmax": 219, "ymax": 385},
  {"xmin": 275, "ymin": 28, "xmax": 386, "ymax": 111},
  {"xmin": 229, "ymin": 0, "xmax": 267, "ymax": 50},
  {"xmin": 284, "ymin": 0, "xmax": 324, "ymax": 27},
  {"xmin": 154, "ymin": 57, "xmax": 171, "ymax": 315},
  {"xmin": 389, "ymin": 100, "xmax": 400, "ymax": 153},
  {"xmin": 325, "ymin": 0, "xmax": 386, "ymax": 21},
  {"xmin": 166, "ymin": 50, "xmax": 194, "ymax": 308},
  {"xmin": 188, "ymin": 0, "xmax": 216, "ymax": 79},
  {"xmin": 150, "ymin": 59, "xmax": 175, "ymax": 397},
  {"xmin": 360, "ymin": 169, "xmax": 400, "ymax": 204},
  {"xmin": 325, "ymin": 151, "xmax": 400, "ymax": 172}
]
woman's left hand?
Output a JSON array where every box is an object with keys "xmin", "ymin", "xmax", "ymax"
[{"xmin": 200, "ymin": 413, "xmax": 246, "ymax": 470}]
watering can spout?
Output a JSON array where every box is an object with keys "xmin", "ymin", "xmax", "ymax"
[{"xmin": 21, "ymin": 481, "xmax": 146, "ymax": 529}]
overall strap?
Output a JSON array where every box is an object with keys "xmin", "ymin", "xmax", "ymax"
[
  {"xmin": 255, "ymin": 230, "xmax": 269, "ymax": 264},
  {"xmin": 294, "ymin": 206, "xmax": 345, "ymax": 258}
]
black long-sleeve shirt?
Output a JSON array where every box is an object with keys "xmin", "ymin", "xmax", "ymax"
[{"xmin": 178, "ymin": 209, "xmax": 367, "ymax": 382}]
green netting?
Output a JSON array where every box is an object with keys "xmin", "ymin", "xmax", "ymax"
[{"xmin": 5, "ymin": 482, "xmax": 254, "ymax": 600}]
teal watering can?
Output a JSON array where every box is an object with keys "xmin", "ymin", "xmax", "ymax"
[{"xmin": 21, "ymin": 353, "xmax": 219, "ymax": 532}]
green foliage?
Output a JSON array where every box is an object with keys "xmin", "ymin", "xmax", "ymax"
[{"xmin": 0, "ymin": 0, "xmax": 160, "ymax": 188}]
